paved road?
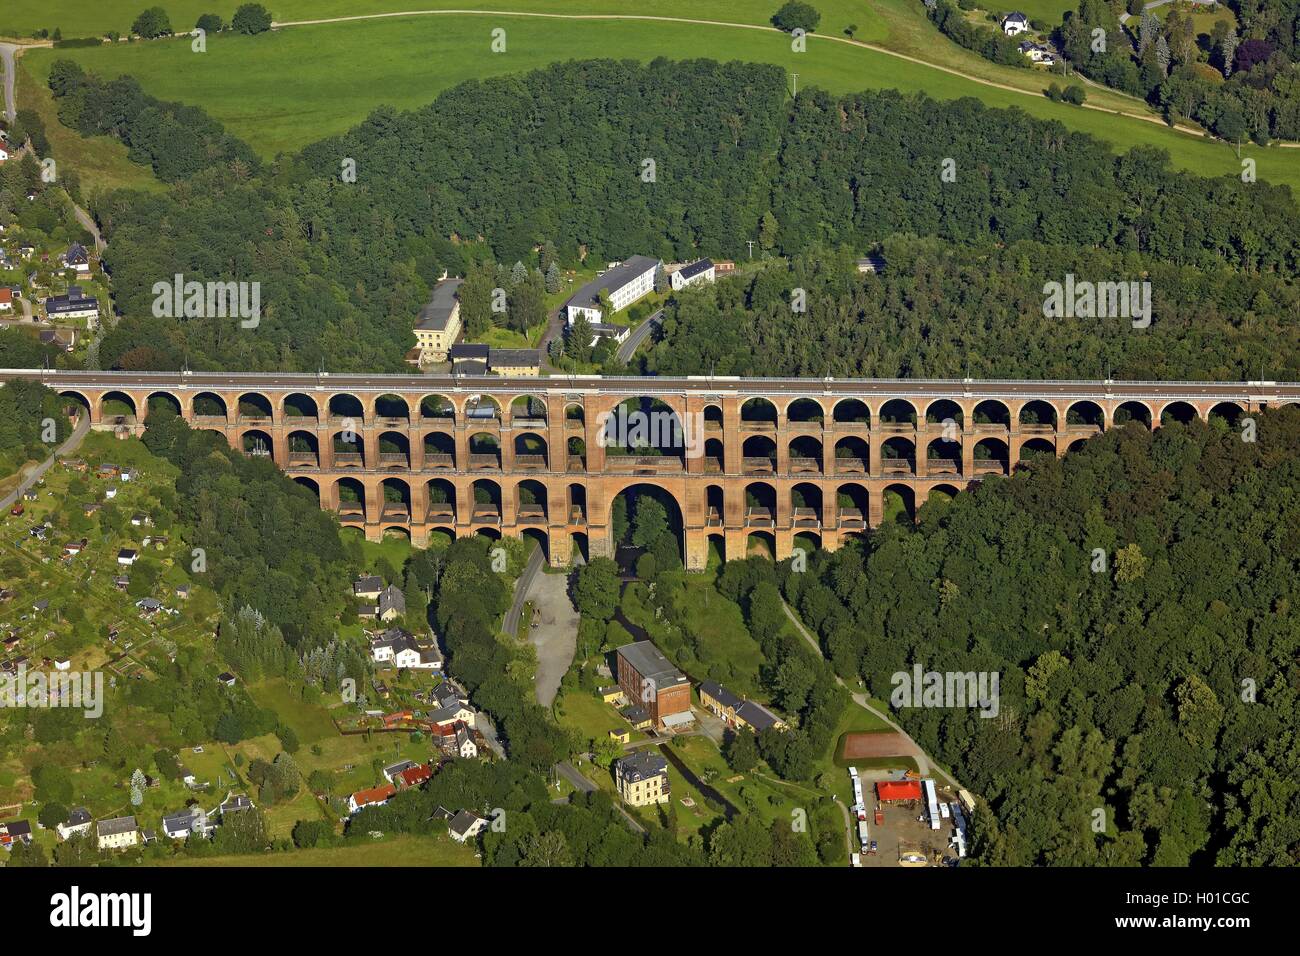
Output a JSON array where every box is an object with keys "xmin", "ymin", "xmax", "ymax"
[
  {"xmin": 554, "ymin": 760, "xmax": 646, "ymax": 833},
  {"xmin": 525, "ymin": 567, "xmax": 580, "ymax": 708},
  {"xmin": 6, "ymin": 369, "xmax": 1294, "ymax": 404},
  {"xmin": 615, "ymin": 309, "xmax": 663, "ymax": 364},
  {"xmin": 502, "ymin": 542, "xmax": 544, "ymax": 636},
  {"xmin": 0, "ymin": 410, "xmax": 90, "ymax": 512},
  {"xmin": 781, "ymin": 601, "xmax": 965, "ymax": 790}
]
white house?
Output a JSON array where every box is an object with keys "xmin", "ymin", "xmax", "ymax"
[
  {"xmin": 455, "ymin": 723, "xmax": 478, "ymax": 759},
  {"xmin": 1002, "ymin": 12, "xmax": 1029, "ymax": 36},
  {"xmin": 0, "ymin": 288, "xmax": 11, "ymax": 312},
  {"xmin": 563, "ymin": 255, "xmax": 659, "ymax": 324},
  {"xmin": 161, "ymin": 807, "xmax": 212, "ymax": 840},
  {"xmin": 429, "ymin": 702, "xmax": 476, "ymax": 729},
  {"xmin": 1019, "ymin": 40, "xmax": 1055, "ymax": 64},
  {"xmin": 448, "ymin": 809, "xmax": 488, "ymax": 843},
  {"xmin": 61, "ymin": 243, "xmax": 91, "ymax": 274},
  {"xmin": 57, "ymin": 808, "xmax": 93, "ymax": 842},
  {"xmin": 0, "ymin": 145, "xmax": 9, "ymax": 163},
  {"xmin": 670, "ymin": 258, "xmax": 715, "ymax": 291},
  {"xmin": 44, "ymin": 286, "xmax": 99, "ymax": 321},
  {"xmin": 96, "ymin": 815, "xmax": 139, "ymax": 851},
  {"xmin": 117, "ymin": 548, "xmax": 138, "ymax": 566}
]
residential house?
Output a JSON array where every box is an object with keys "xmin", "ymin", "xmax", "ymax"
[
  {"xmin": 562, "ymin": 255, "xmax": 659, "ymax": 324},
  {"xmin": 429, "ymin": 701, "xmax": 476, "ymax": 729},
  {"xmin": 487, "ymin": 348, "xmax": 541, "ymax": 377},
  {"xmin": 382, "ymin": 760, "xmax": 418, "ymax": 784},
  {"xmin": 599, "ymin": 686, "xmax": 625, "ymax": 705},
  {"xmin": 397, "ymin": 762, "xmax": 435, "ymax": 789},
  {"xmin": 61, "ymin": 243, "xmax": 91, "ymax": 274},
  {"xmin": 96, "ymin": 815, "xmax": 139, "ymax": 850},
  {"xmin": 44, "ymin": 286, "xmax": 99, "ymax": 322},
  {"xmin": 1019, "ymin": 40, "xmax": 1056, "ymax": 64},
  {"xmin": 0, "ymin": 820, "xmax": 33, "ymax": 850},
  {"xmin": 699, "ymin": 681, "xmax": 787, "ymax": 734},
  {"xmin": 117, "ymin": 548, "xmax": 137, "ymax": 566},
  {"xmin": 0, "ymin": 287, "xmax": 10, "ymax": 312},
  {"xmin": 669, "ymin": 258, "xmax": 715, "ymax": 291},
  {"xmin": 217, "ymin": 672, "xmax": 237, "ymax": 687},
  {"xmin": 353, "ymin": 575, "xmax": 384, "ymax": 601},
  {"xmin": 447, "ymin": 809, "xmax": 488, "ymax": 844},
  {"xmin": 57, "ymin": 808, "xmax": 93, "ymax": 842},
  {"xmin": 347, "ymin": 783, "xmax": 396, "ymax": 815},
  {"xmin": 615, "ymin": 751, "xmax": 671, "ymax": 807},
  {"xmin": 219, "ymin": 794, "xmax": 253, "ymax": 816},
  {"xmin": 161, "ymin": 807, "xmax": 212, "ymax": 840},
  {"xmin": 615, "ymin": 641, "xmax": 694, "ymax": 732},
  {"xmin": 359, "ymin": 584, "xmax": 405, "ymax": 622},
  {"xmin": 454, "ymin": 723, "xmax": 478, "ymax": 759},
  {"xmin": 1002, "ymin": 12, "xmax": 1029, "ymax": 35}
]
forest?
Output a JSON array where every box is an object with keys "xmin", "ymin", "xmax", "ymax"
[
  {"xmin": 778, "ymin": 408, "xmax": 1300, "ymax": 866},
  {"xmin": 646, "ymin": 238, "xmax": 1300, "ymax": 381},
  {"xmin": 29, "ymin": 57, "xmax": 1297, "ymax": 374},
  {"xmin": 1048, "ymin": 0, "xmax": 1300, "ymax": 145}
]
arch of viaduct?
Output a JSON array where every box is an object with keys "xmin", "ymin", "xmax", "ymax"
[{"xmin": 13, "ymin": 369, "xmax": 1298, "ymax": 569}]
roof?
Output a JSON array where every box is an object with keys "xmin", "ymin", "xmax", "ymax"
[
  {"xmin": 448, "ymin": 809, "xmax": 484, "ymax": 837},
  {"xmin": 399, "ymin": 763, "xmax": 434, "ymax": 787},
  {"xmin": 660, "ymin": 710, "xmax": 695, "ymax": 729},
  {"xmin": 700, "ymin": 680, "xmax": 743, "ymax": 711},
  {"xmin": 488, "ymin": 348, "xmax": 541, "ymax": 368},
  {"xmin": 677, "ymin": 258, "xmax": 714, "ymax": 281},
  {"xmin": 220, "ymin": 794, "xmax": 253, "ymax": 813},
  {"xmin": 736, "ymin": 699, "xmax": 782, "ymax": 734},
  {"xmin": 416, "ymin": 278, "xmax": 463, "ymax": 332},
  {"xmin": 563, "ymin": 255, "xmax": 659, "ymax": 313},
  {"xmin": 351, "ymin": 783, "xmax": 396, "ymax": 807},
  {"xmin": 65, "ymin": 807, "xmax": 92, "ymax": 827},
  {"xmin": 428, "ymin": 702, "xmax": 471, "ymax": 724},
  {"xmin": 616, "ymin": 642, "xmax": 688, "ymax": 691},
  {"xmin": 617, "ymin": 751, "xmax": 668, "ymax": 783},
  {"xmin": 65, "ymin": 243, "xmax": 89, "ymax": 263},
  {"xmin": 449, "ymin": 343, "xmax": 489, "ymax": 360},
  {"xmin": 353, "ymin": 574, "xmax": 383, "ymax": 594},
  {"xmin": 162, "ymin": 808, "xmax": 201, "ymax": 832},
  {"xmin": 877, "ymin": 780, "xmax": 923, "ymax": 802},
  {"xmin": 378, "ymin": 584, "xmax": 406, "ymax": 615},
  {"xmin": 97, "ymin": 815, "xmax": 137, "ymax": 836},
  {"xmin": 1004, "ymin": 11, "xmax": 1028, "ymax": 22}
]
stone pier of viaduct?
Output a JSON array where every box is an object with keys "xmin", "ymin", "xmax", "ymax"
[{"xmin": 7, "ymin": 369, "xmax": 1295, "ymax": 569}]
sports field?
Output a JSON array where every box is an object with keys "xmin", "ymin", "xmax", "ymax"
[{"xmin": 21, "ymin": 12, "xmax": 1292, "ymax": 191}]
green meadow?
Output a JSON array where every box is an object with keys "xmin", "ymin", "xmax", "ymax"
[{"xmin": 21, "ymin": 13, "xmax": 1293, "ymax": 191}]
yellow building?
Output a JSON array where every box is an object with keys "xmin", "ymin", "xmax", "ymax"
[
  {"xmin": 413, "ymin": 278, "xmax": 463, "ymax": 365},
  {"xmin": 488, "ymin": 348, "xmax": 541, "ymax": 376},
  {"xmin": 96, "ymin": 815, "xmax": 139, "ymax": 851},
  {"xmin": 599, "ymin": 686, "xmax": 624, "ymax": 704},
  {"xmin": 608, "ymin": 728, "xmax": 631, "ymax": 744},
  {"xmin": 615, "ymin": 752, "xmax": 670, "ymax": 807}
]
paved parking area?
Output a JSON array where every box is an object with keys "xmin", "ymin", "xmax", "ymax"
[{"xmin": 526, "ymin": 570, "xmax": 580, "ymax": 707}]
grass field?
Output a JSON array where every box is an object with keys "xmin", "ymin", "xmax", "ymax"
[
  {"xmin": 158, "ymin": 833, "xmax": 479, "ymax": 865},
  {"xmin": 20, "ymin": 10, "xmax": 1294, "ymax": 191},
  {"xmin": 0, "ymin": 1, "xmax": 888, "ymax": 41}
]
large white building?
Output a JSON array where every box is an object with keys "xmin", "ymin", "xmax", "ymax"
[{"xmin": 563, "ymin": 255, "xmax": 660, "ymax": 325}]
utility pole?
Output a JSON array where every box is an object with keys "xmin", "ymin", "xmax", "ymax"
[
  {"xmin": 791, "ymin": 73, "xmax": 799, "ymax": 96},
  {"xmin": 746, "ymin": 240, "xmax": 755, "ymax": 259}
]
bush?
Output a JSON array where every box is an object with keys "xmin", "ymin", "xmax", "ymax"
[
  {"xmin": 232, "ymin": 3, "xmax": 273, "ymax": 35},
  {"xmin": 131, "ymin": 6, "xmax": 173, "ymax": 38},
  {"xmin": 196, "ymin": 13, "xmax": 225, "ymax": 33},
  {"xmin": 771, "ymin": 2, "xmax": 821, "ymax": 33}
]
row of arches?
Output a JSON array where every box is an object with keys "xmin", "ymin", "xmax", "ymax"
[{"xmin": 68, "ymin": 387, "xmax": 1272, "ymax": 436}]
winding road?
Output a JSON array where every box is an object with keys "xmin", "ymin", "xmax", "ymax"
[{"xmin": 615, "ymin": 309, "xmax": 663, "ymax": 365}]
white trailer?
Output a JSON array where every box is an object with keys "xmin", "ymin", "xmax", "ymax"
[
  {"xmin": 923, "ymin": 779, "xmax": 941, "ymax": 831},
  {"xmin": 858, "ymin": 820, "xmax": 870, "ymax": 846}
]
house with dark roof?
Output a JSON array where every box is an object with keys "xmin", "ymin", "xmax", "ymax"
[
  {"xmin": 1001, "ymin": 11, "xmax": 1029, "ymax": 35},
  {"xmin": 57, "ymin": 807, "xmax": 93, "ymax": 841},
  {"xmin": 615, "ymin": 751, "xmax": 670, "ymax": 807},
  {"xmin": 44, "ymin": 286, "xmax": 99, "ymax": 321},
  {"xmin": 448, "ymin": 809, "xmax": 488, "ymax": 843},
  {"xmin": 61, "ymin": 243, "xmax": 91, "ymax": 273},
  {"xmin": 413, "ymin": 277, "xmax": 464, "ymax": 364},
  {"xmin": 699, "ymin": 680, "xmax": 787, "ymax": 735},
  {"xmin": 96, "ymin": 815, "xmax": 139, "ymax": 850},
  {"xmin": 0, "ymin": 819, "xmax": 33, "ymax": 850},
  {"xmin": 670, "ymin": 258, "xmax": 715, "ymax": 291},
  {"xmin": 563, "ymin": 255, "xmax": 660, "ymax": 324}
]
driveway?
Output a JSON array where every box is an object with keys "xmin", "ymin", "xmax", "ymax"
[
  {"xmin": 526, "ymin": 568, "xmax": 580, "ymax": 707},
  {"xmin": 502, "ymin": 543, "xmax": 544, "ymax": 636}
]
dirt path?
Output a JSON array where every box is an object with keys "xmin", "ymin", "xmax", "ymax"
[{"xmin": 780, "ymin": 600, "xmax": 965, "ymax": 791}]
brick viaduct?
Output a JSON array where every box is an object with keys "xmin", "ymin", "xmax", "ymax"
[{"xmin": 10, "ymin": 370, "xmax": 1297, "ymax": 570}]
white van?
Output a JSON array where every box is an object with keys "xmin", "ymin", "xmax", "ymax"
[{"xmin": 850, "ymin": 852, "xmax": 861, "ymax": 868}]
